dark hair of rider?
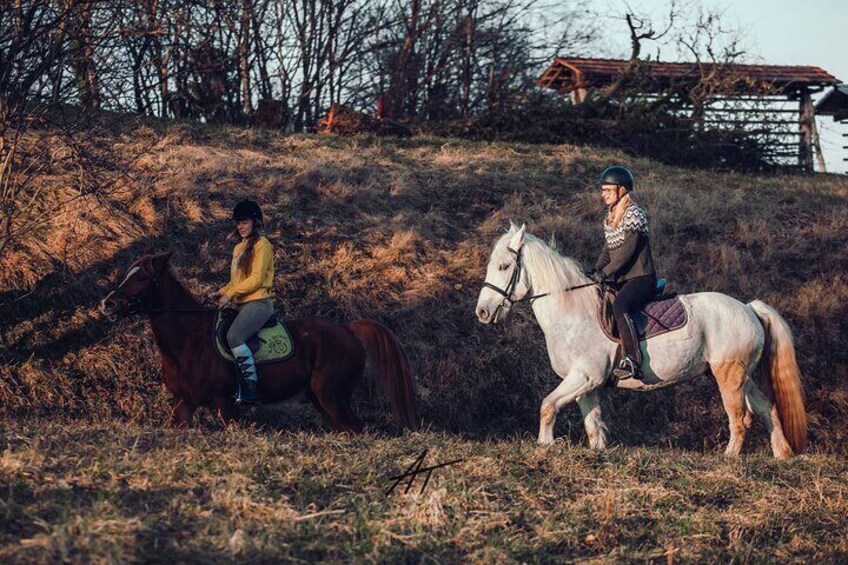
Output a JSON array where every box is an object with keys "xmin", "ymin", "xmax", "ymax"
[{"xmin": 230, "ymin": 220, "xmax": 263, "ymax": 278}]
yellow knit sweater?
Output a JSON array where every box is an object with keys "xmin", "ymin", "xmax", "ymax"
[{"xmin": 219, "ymin": 236, "xmax": 275, "ymax": 303}]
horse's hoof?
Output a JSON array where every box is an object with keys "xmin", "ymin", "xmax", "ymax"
[{"xmin": 774, "ymin": 447, "xmax": 794, "ymax": 460}]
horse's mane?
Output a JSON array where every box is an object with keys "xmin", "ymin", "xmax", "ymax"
[
  {"xmin": 521, "ymin": 234, "xmax": 596, "ymax": 312},
  {"xmin": 141, "ymin": 254, "xmax": 201, "ymax": 308}
]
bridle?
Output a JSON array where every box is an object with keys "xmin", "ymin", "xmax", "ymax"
[
  {"xmin": 104, "ymin": 268, "xmax": 212, "ymax": 318},
  {"xmin": 482, "ymin": 245, "xmax": 602, "ymax": 316},
  {"xmin": 482, "ymin": 246, "xmax": 549, "ymax": 309}
]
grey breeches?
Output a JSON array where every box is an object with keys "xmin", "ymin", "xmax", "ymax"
[{"xmin": 226, "ymin": 298, "xmax": 275, "ymax": 349}]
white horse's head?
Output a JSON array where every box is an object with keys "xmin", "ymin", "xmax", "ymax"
[{"xmin": 476, "ymin": 223, "xmax": 531, "ymax": 324}]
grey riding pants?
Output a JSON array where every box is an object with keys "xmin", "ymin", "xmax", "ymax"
[{"xmin": 226, "ymin": 298, "xmax": 274, "ymax": 349}]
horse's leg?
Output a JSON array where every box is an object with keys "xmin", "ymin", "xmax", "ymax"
[
  {"xmin": 212, "ymin": 396, "xmax": 241, "ymax": 426},
  {"xmin": 538, "ymin": 370, "xmax": 603, "ymax": 445},
  {"xmin": 170, "ymin": 397, "xmax": 196, "ymax": 427},
  {"xmin": 576, "ymin": 390, "xmax": 608, "ymax": 450},
  {"xmin": 711, "ymin": 361, "xmax": 748, "ymax": 457},
  {"xmin": 336, "ymin": 401, "xmax": 364, "ymax": 434},
  {"xmin": 311, "ymin": 393, "xmax": 363, "ymax": 433},
  {"xmin": 309, "ymin": 370, "xmax": 364, "ymax": 434},
  {"xmin": 743, "ymin": 398, "xmax": 754, "ymax": 429},
  {"xmin": 743, "ymin": 379, "xmax": 793, "ymax": 459}
]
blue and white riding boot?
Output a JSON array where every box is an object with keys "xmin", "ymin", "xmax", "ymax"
[{"xmin": 231, "ymin": 344, "xmax": 260, "ymax": 405}]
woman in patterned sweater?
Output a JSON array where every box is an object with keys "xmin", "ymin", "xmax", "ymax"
[{"xmin": 591, "ymin": 166, "xmax": 657, "ymax": 381}]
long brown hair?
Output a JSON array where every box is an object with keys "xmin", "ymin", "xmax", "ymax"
[{"xmin": 231, "ymin": 220, "xmax": 263, "ymax": 277}]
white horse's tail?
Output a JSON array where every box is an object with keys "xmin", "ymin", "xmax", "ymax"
[{"xmin": 749, "ymin": 300, "xmax": 808, "ymax": 454}]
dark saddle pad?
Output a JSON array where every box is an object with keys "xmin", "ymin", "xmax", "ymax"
[
  {"xmin": 213, "ymin": 309, "xmax": 295, "ymax": 365},
  {"xmin": 599, "ymin": 287, "xmax": 688, "ymax": 342}
]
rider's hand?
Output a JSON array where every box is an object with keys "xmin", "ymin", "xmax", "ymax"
[
  {"xmin": 208, "ymin": 291, "xmax": 221, "ymax": 301},
  {"xmin": 590, "ymin": 269, "xmax": 608, "ymax": 284},
  {"xmin": 216, "ymin": 293, "xmax": 232, "ymax": 308}
]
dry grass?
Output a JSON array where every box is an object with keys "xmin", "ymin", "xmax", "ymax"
[
  {"xmin": 0, "ymin": 421, "xmax": 846, "ymax": 563},
  {"xmin": 1, "ymin": 122, "xmax": 848, "ymax": 560}
]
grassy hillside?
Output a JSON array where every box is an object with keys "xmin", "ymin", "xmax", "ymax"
[
  {"xmin": 1, "ymin": 122, "xmax": 847, "ymax": 561},
  {"xmin": 2, "ymin": 122, "xmax": 847, "ymax": 448},
  {"xmin": 1, "ymin": 421, "xmax": 847, "ymax": 563}
]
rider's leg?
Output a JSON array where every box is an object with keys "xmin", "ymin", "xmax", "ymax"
[
  {"xmin": 226, "ymin": 298, "xmax": 274, "ymax": 404},
  {"xmin": 612, "ymin": 275, "xmax": 655, "ymax": 380}
]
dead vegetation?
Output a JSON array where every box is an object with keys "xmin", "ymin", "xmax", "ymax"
[
  {"xmin": 2, "ymin": 123, "xmax": 848, "ymax": 560},
  {"xmin": 2, "ymin": 124, "xmax": 848, "ymax": 452},
  {"xmin": 0, "ymin": 421, "xmax": 846, "ymax": 562}
]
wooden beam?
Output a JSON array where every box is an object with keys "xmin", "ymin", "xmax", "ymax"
[
  {"xmin": 570, "ymin": 70, "xmax": 587, "ymax": 104},
  {"xmin": 798, "ymin": 88, "xmax": 815, "ymax": 173},
  {"xmin": 811, "ymin": 116, "xmax": 827, "ymax": 172},
  {"xmin": 703, "ymin": 107, "xmax": 801, "ymax": 114}
]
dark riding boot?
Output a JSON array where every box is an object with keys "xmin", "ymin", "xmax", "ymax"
[
  {"xmin": 613, "ymin": 313, "xmax": 644, "ymax": 381},
  {"xmin": 231, "ymin": 344, "xmax": 261, "ymax": 405}
]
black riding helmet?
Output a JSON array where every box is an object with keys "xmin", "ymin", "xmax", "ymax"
[
  {"xmin": 232, "ymin": 199, "xmax": 263, "ymax": 222},
  {"xmin": 598, "ymin": 166, "xmax": 634, "ymax": 192}
]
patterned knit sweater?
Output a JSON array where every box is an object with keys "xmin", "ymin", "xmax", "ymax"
[{"xmin": 595, "ymin": 203, "xmax": 656, "ymax": 282}]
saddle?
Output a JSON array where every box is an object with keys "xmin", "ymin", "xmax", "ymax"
[
  {"xmin": 598, "ymin": 278, "xmax": 688, "ymax": 342},
  {"xmin": 213, "ymin": 309, "xmax": 295, "ymax": 365}
]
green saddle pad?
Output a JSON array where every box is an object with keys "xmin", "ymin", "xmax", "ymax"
[{"xmin": 213, "ymin": 310, "xmax": 295, "ymax": 365}]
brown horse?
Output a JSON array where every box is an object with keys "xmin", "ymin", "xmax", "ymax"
[{"xmin": 99, "ymin": 252, "xmax": 418, "ymax": 431}]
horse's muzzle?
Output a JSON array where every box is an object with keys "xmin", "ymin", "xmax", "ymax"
[
  {"xmin": 476, "ymin": 305, "xmax": 496, "ymax": 324},
  {"xmin": 99, "ymin": 298, "xmax": 119, "ymax": 322}
]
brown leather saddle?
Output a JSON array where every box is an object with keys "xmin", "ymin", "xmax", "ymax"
[{"xmin": 598, "ymin": 278, "xmax": 688, "ymax": 342}]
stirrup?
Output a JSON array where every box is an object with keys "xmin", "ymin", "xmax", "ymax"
[{"xmin": 612, "ymin": 356, "xmax": 643, "ymax": 381}]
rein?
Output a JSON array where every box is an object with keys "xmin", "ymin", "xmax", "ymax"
[
  {"xmin": 108, "ymin": 273, "xmax": 215, "ymax": 317},
  {"xmin": 483, "ymin": 246, "xmax": 600, "ymax": 309}
]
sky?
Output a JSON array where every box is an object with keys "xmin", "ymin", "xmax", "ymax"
[{"xmin": 601, "ymin": 0, "xmax": 848, "ymax": 173}]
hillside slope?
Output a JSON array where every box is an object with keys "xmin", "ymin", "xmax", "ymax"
[
  {"xmin": 2, "ymin": 122, "xmax": 847, "ymax": 452},
  {"xmin": 1, "ymin": 421, "xmax": 846, "ymax": 562}
]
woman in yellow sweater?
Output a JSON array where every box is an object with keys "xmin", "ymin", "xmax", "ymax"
[{"xmin": 209, "ymin": 199, "xmax": 274, "ymax": 405}]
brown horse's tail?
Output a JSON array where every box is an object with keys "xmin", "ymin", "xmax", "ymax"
[
  {"xmin": 347, "ymin": 319, "xmax": 419, "ymax": 430},
  {"xmin": 749, "ymin": 300, "xmax": 808, "ymax": 454}
]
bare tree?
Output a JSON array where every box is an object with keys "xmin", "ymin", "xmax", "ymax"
[{"xmin": 3, "ymin": 0, "xmax": 601, "ymax": 134}]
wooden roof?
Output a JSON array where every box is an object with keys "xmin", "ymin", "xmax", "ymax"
[
  {"xmin": 538, "ymin": 57, "xmax": 839, "ymax": 94},
  {"xmin": 815, "ymin": 85, "xmax": 848, "ymax": 119}
]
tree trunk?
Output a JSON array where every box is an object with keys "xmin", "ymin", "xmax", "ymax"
[
  {"xmin": 73, "ymin": 2, "xmax": 100, "ymax": 109},
  {"xmin": 239, "ymin": 0, "xmax": 254, "ymax": 116},
  {"xmin": 387, "ymin": 0, "xmax": 420, "ymax": 119}
]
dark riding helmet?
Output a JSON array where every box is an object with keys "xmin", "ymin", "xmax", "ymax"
[
  {"xmin": 598, "ymin": 166, "xmax": 634, "ymax": 192},
  {"xmin": 232, "ymin": 199, "xmax": 263, "ymax": 222}
]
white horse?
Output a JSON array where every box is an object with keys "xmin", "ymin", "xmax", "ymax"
[{"xmin": 475, "ymin": 224, "xmax": 807, "ymax": 459}]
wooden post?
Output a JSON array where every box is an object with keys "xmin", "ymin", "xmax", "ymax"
[
  {"xmin": 811, "ymin": 116, "xmax": 827, "ymax": 173},
  {"xmin": 570, "ymin": 70, "xmax": 587, "ymax": 105},
  {"xmin": 799, "ymin": 88, "xmax": 814, "ymax": 172}
]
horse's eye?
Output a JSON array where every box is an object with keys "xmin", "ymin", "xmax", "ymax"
[{"xmin": 498, "ymin": 263, "xmax": 510, "ymax": 271}]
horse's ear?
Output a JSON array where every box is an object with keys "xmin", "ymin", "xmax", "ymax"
[
  {"xmin": 508, "ymin": 221, "xmax": 518, "ymax": 233},
  {"xmin": 508, "ymin": 223, "xmax": 526, "ymax": 251},
  {"xmin": 152, "ymin": 251, "xmax": 173, "ymax": 273}
]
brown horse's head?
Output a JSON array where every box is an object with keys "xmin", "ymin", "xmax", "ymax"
[{"xmin": 100, "ymin": 252, "xmax": 172, "ymax": 321}]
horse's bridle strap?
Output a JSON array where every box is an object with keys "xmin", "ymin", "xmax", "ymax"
[
  {"xmin": 483, "ymin": 246, "xmax": 550, "ymax": 305},
  {"xmin": 108, "ymin": 272, "xmax": 213, "ymax": 316},
  {"xmin": 484, "ymin": 246, "xmax": 601, "ymax": 306}
]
